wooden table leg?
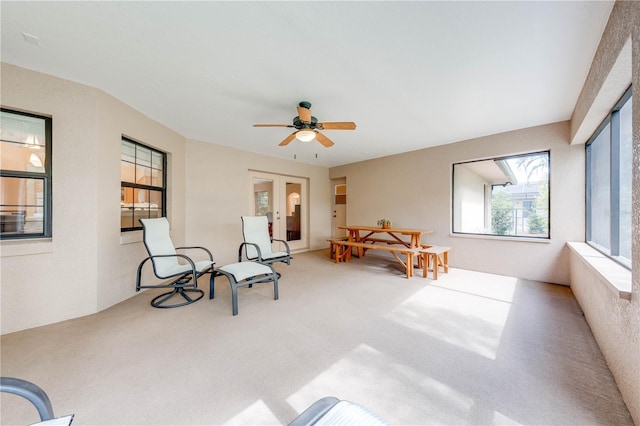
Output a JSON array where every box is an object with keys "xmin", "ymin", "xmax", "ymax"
[
  {"xmin": 433, "ymin": 253, "xmax": 439, "ymax": 280},
  {"xmin": 422, "ymin": 252, "xmax": 428, "ymax": 278}
]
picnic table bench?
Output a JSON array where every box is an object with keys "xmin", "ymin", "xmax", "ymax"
[
  {"xmin": 328, "ymin": 239, "xmax": 452, "ymax": 280},
  {"xmin": 328, "ymin": 239, "xmax": 418, "ymax": 278}
]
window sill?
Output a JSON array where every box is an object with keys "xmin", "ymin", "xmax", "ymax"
[
  {"xmin": 450, "ymin": 232, "xmax": 551, "ymax": 243},
  {"xmin": 0, "ymin": 238, "xmax": 53, "ymax": 257},
  {"xmin": 120, "ymin": 231, "xmax": 143, "ymax": 245},
  {"xmin": 567, "ymin": 242, "xmax": 632, "ymax": 300}
]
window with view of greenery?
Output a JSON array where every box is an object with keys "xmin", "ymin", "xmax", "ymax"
[
  {"xmin": 586, "ymin": 86, "xmax": 632, "ymax": 268},
  {"xmin": 121, "ymin": 137, "xmax": 166, "ymax": 231},
  {"xmin": 452, "ymin": 151, "xmax": 550, "ymax": 239},
  {"xmin": 0, "ymin": 108, "xmax": 52, "ymax": 239}
]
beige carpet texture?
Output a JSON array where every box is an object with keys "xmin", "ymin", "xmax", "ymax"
[{"xmin": 0, "ymin": 250, "xmax": 634, "ymax": 425}]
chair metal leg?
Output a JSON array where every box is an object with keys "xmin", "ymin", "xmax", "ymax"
[
  {"xmin": 151, "ymin": 287, "xmax": 204, "ymax": 309},
  {"xmin": 213, "ymin": 267, "xmax": 279, "ymax": 315},
  {"xmin": 210, "ymin": 273, "xmax": 216, "ymax": 300},
  {"xmin": 273, "ymin": 274, "xmax": 279, "ymax": 300},
  {"xmin": 231, "ymin": 285, "xmax": 239, "ymax": 316}
]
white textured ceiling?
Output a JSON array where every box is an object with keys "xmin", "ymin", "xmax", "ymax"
[{"xmin": 1, "ymin": 1, "xmax": 613, "ymax": 167}]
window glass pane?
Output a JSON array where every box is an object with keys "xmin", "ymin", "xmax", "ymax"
[
  {"xmin": 132, "ymin": 188, "xmax": 148, "ymax": 228},
  {"xmin": 121, "ymin": 160, "xmax": 136, "ymax": 183},
  {"xmin": 256, "ymin": 191, "xmax": 269, "ymax": 216},
  {"xmin": 121, "ymin": 139, "xmax": 135, "ymax": 163},
  {"xmin": 149, "ymin": 190, "xmax": 163, "ymax": 219},
  {"xmin": 453, "ymin": 152, "xmax": 549, "ymax": 238},
  {"xmin": 0, "ymin": 111, "xmax": 47, "ymax": 173},
  {"xmin": 0, "ymin": 141, "xmax": 45, "ymax": 172},
  {"xmin": 588, "ymin": 123, "xmax": 611, "ymax": 251},
  {"xmin": 151, "ymin": 169, "xmax": 163, "ymax": 187},
  {"xmin": 136, "ymin": 165, "xmax": 153, "ymax": 185},
  {"xmin": 0, "ymin": 110, "xmax": 46, "ymax": 147},
  {"xmin": 120, "ymin": 186, "xmax": 134, "ymax": 229},
  {"xmin": 136, "ymin": 145, "xmax": 152, "ymax": 168},
  {"xmin": 618, "ymin": 96, "xmax": 632, "ymax": 260},
  {"xmin": 0, "ymin": 176, "xmax": 44, "ymax": 235},
  {"xmin": 152, "ymin": 151, "xmax": 164, "ymax": 171}
]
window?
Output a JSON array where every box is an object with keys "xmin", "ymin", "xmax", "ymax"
[
  {"xmin": 586, "ymin": 87, "xmax": 632, "ymax": 268},
  {"xmin": 0, "ymin": 108, "xmax": 52, "ymax": 239},
  {"xmin": 120, "ymin": 137, "xmax": 166, "ymax": 231},
  {"xmin": 255, "ymin": 191, "xmax": 270, "ymax": 216},
  {"xmin": 335, "ymin": 184, "xmax": 346, "ymax": 204},
  {"xmin": 452, "ymin": 151, "xmax": 550, "ymax": 238}
]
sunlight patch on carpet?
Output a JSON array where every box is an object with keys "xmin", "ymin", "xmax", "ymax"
[
  {"xmin": 386, "ymin": 276, "xmax": 517, "ymax": 360},
  {"xmin": 223, "ymin": 399, "xmax": 280, "ymax": 425},
  {"xmin": 286, "ymin": 344, "xmax": 476, "ymax": 425}
]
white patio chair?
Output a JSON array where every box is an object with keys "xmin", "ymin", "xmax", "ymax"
[
  {"xmin": 238, "ymin": 215, "xmax": 291, "ymax": 266},
  {"xmin": 137, "ymin": 218, "xmax": 279, "ymax": 314},
  {"xmin": 136, "ymin": 218, "xmax": 213, "ymax": 308}
]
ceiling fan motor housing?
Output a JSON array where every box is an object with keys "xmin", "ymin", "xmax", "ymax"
[{"xmin": 293, "ymin": 116, "xmax": 318, "ymax": 128}]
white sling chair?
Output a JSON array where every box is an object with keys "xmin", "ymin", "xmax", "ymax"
[
  {"xmin": 238, "ymin": 216, "xmax": 291, "ymax": 267},
  {"xmin": 136, "ymin": 218, "xmax": 213, "ymax": 308},
  {"xmin": 137, "ymin": 218, "xmax": 279, "ymax": 314}
]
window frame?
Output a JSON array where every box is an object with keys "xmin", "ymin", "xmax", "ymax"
[
  {"xmin": 120, "ymin": 136, "xmax": 167, "ymax": 232},
  {"xmin": 451, "ymin": 150, "xmax": 551, "ymax": 240},
  {"xmin": 585, "ymin": 86, "xmax": 632, "ymax": 269},
  {"xmin": 0, "ymin": 108, "xmax": 53, "ymax": 240}
]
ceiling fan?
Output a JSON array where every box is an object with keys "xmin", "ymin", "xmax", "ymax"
[{"xmin": 254, "ymin": 101, "xmax": 356, "ymax": 148}]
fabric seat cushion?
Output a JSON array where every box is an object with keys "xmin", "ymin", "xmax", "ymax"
[
  {"xmin": 218, "ymin": 262, "xmax": 273, "ymax": 282},
  {"xmin": 262, "ymin": 251, "xmax": 289, "ymax": 260},
  {"xmin": 159, "ymin": 260, "xmax": 214, "ymax": 278}
]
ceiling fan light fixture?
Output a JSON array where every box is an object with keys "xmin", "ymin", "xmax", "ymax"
[{"xmin": 296, "ymin": 129, "xmax": 316, "ymax": 142}]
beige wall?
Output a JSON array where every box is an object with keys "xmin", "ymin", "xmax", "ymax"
[
  {"xmin": 331, "ymin": 120, "xmax": 583, "ymax": 285},
  {"xmin": 0, "ymin": 63, "xmax": 189, "ymax": 334},
  {"xmin": 183, "ymin": 140, "xmax": 330, "ymax": 266},
  {"xmin": 94, "ymin": 91, "xmax": 188, "ymax": 311},
  {"xmin": 567, "ymin": 2, "xmax": 640, "ymax": 423},
  {"xmin": 0, "ymin": 63, "xmax": 331, "ymax": 334},
  {"xmin": 1, "ymin": 64, "xmax": 100, "ymax": 333}
]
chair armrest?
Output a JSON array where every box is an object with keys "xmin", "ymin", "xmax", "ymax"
[
  {"xmin": 136, "ymin": 253, "xmax": 197, "ymax": 290},
  {"xmin": 175, "ymin": 246, "xmax": 214, "ymax": 261},
  {"xmin": 0, "ymin": 377, "xmax": 55, "ymax": 421},
  {"xmin": 238, "ymin": 242, "xmax": 263, "ymax": 262},
  {"xmin": 272, "ymin": 238, "xmax": 291, "ymax": 254}
]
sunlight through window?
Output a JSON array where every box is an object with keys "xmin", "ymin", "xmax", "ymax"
[
  {"xmin": 386, "ymin": 273, "xmax": 517, "ymax": 360},
  {"xmin": 287, "ymin": 344, "xmax": 476, "ymax": 424},
  {"xmin": 223, "ymin": 399, "xmax": 280, "ymax": 425}
]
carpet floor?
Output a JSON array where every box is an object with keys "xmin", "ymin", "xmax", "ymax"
[{"xmin": 0, "ymin": 250, "xmax": 634, "ymax": 425}]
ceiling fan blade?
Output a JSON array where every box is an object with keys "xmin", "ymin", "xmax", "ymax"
[
  {"xmin": 254, "ymin": 124, "xmax": 294, "ymax": 127},
  {"xmin": 297, "ymin": 105, "xmax": 312, "ymax": 123},
  {"xmin": 317, "ymin": 122, "xmax": 356, "ymax": 130},
  {"xmin": 279, "ymin": 132, "xmax": 298, "ymax": 146},
  {"xmin": 315, "ymin": 131, "xmax": 334, "ymax": 148}
]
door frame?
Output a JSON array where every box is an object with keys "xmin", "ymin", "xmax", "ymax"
[
  {"xmin": 332, "ymin": 177, "xmax": 347, "ymax": 239},
  {"xmin": 249, "ymin": 170, "xmax": 308, "ymax": 252}
]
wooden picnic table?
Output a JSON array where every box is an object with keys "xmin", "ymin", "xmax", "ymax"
[
  {"xmin": 331, "ymin": 225, "xmax": 434, "ymax": 278},
  {"xmin": 339, "ymin": 225, "xmax": 432, "ymax": 251}
]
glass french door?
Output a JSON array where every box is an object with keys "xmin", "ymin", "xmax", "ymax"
[{"xmin": 249, "ymin": 171, "xmax": 308, "ymax": 251}]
